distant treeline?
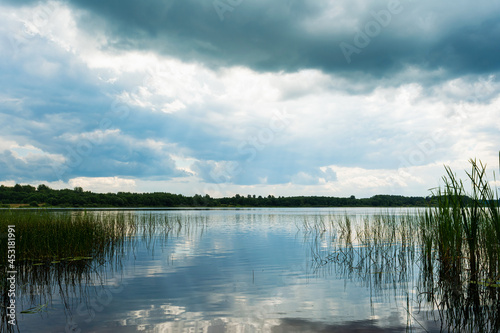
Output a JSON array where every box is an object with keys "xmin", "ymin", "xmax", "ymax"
[{"xmin": 0, "ymin": 184, "xmax": 433, "ymax": 208}]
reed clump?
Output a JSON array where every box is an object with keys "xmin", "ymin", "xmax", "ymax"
[
  {"xmin": 422, "ymin": 159, "xmax": 500, "ymax": 285},
  {"xmin": 0, "ymin": 210, "xmax": 131, "ymax": 266},
  {"xmin": 420, "ymin": 158, "xmax": 500, "ymax": 332},
  {"xmin": 311, "ymin": 213, "xmax": 419, "ymax": 293},
  {"xmin": 307, "ymin": 157, "xmax": 500, "ymax": 331},
  {"xmin": 0, "ymin": 210, "xmax": 185, "ymax": 330}
]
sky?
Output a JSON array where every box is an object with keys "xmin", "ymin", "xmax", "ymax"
[{"xmin": 0, "ymin": 0, "xmax": 499, "ymax": 198}]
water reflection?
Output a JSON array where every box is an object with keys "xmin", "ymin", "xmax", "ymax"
[
  {"xmin": 4, "ymin": 208, "xmax": 493, "ymax": 332},
  {"xmin": 273, "ymin": 318, "xmax": 406, "ymax": 333}
]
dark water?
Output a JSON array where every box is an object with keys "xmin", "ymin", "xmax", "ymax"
[{"xmin": 15, "ymin": 208, "xmax": 442, "ymax": 332}]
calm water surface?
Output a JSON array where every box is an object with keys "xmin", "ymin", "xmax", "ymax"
[{"xmin": 17, "ymin": 208, "xmax": 440, "ymax": 332}]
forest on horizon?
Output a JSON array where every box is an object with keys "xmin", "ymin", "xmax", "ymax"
[{"xmin": 0, "ymin": 184, "xmax": 431, "ymax": 208}]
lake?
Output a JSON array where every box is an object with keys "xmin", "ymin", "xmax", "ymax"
[{"xmin": 8, "ymin": 208, "xmax": 464, "ymax": 332}]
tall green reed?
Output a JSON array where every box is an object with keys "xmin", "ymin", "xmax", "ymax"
[
  {"xmin": 0, "ymin": 210, "xmax": 130, "ymax": 266},
  {"xmin": 424, "ymin": 159, "xmax": 500, "ymax": 286},
  {"xmin": 0, "ymin": 209, "xmax": 191, "ymax": 330},
  {"xmin": 419, "ymin": 158, "xmax": 500, "ymax": 332},
  {"xmin": 305, "ymin": 156, "xmax": 500, "ymax": 332}
]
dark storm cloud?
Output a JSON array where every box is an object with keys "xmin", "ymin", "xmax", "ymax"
[
  {"xmin": 6, "ymin": 0, "xmax": 500, "ymax": 82},
  {"xmin": 425, "ymin": 17, "xmax": 500, "ymax": 75}
]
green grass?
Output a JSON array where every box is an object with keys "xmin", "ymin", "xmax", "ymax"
[
  {"xmin": 308, "ymin": 158, "xmax": 500, "ymax": 332},
  {"xmin": 422, "ymin": 158, "xmax": 500, "ymax": 284},
  {"xmin": 0, "ymin": 210, "xmax": 130, "ymax": 266},
  {"xmin": 0, "ymin": 210, "xmax": 184, "ymax": 329},
  {"xmin": 418, "ymin": 158, "xmax": 500, "ymax": 332}
]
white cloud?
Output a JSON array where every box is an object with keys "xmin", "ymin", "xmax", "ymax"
[
  {"xmin": 10, "ymin": 145, "xmax": 65, "ymax": 163},
  {"xmin": 58, "ymin": 129, "xmax": 121, "ymax": 144},
  {"xmin": 68, "ymin": 177, "xmax": 136, "ymax": 193},
  {"xmin": 0, "ymin": 180, "xmax": 16, "ymax": 187}
]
